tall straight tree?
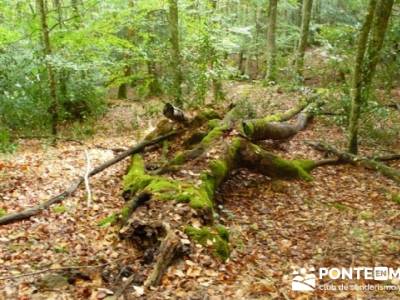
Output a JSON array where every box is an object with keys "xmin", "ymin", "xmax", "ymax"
[
  {"xmin": 209, "ymin": 0, "xmax": 224, "ymax": 102},
  {"xmin": 37, "ymin": 0, "xmax": 59, "ymax": 137},
  {"xmin": 295, "ymin": 0, "xmax": 313, "ymax": 79},
  {"xmin": 117, "ymin": 1, "xmax": 135, "ymax": 100},
  {"xmin": 168, "ymin": 0, "xmax": 183, "ymax": 106},
  {"xmin": 348, "ymin": 0, "xmax": 394, "ymax": 154},
  {"xmin": 265, "ymin": 0, "xmax": 278, "ymax": 83}
]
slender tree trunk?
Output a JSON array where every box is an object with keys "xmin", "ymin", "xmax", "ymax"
[
  {"xmin": 71, "ymin": 0, "xmax": 81, "ymax": 28},
  {"xmin": 295, "ymin": 0, "xmax": 313, "ymax": 79},
  {"xmin": 118, "ymin": 65, "xmax": 131, "ymax": 99},
  {"xmin": 54, "ymin": 0, "xmax": 69, "ymax": 103},
  {"xmin": 265, "ymin": 0, "xmax": 278, "ymax": 83},
  {"xmin": 348, "ymin": 0, "xmax": 394, "ymax": 154},
  {"xmin": 147, "ymin": 61, "xmax": 162, "ymax": 96},
  {"xmin": 118, "ymin": 1, "xmax": 135, "ymax": 100},
  {"xmin": 209, "ymin": 0, "xmax": 225, "ymax": 102},
  {"xmin": 37, "ymin": 0, "xmax": 59, "ymax": 137},
  {"xmin": 168, "ymin": 0, "xmax": 183, "ymax": 106},
  {"xmin": 238, "ymin": 51, "xmax": 245, "ymax": 75}
]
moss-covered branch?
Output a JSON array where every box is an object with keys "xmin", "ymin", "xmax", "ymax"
[
  {"xmin": 156, "ymin": 106, "xmax": 243, "ymax": 173},
  {"xmin": 241, "ymin": 98, "xmax": 313, "ymax": 141},
  {"xmin": 238, "ymin": 139, "xmax": 317, "ymax": 180}
]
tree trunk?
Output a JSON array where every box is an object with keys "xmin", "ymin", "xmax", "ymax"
[
  {"xmin": 37, "ymin": 0, "xmax": 59, "ymax": 137},
  {"xmin": 118, "ymin": 1, "xmax": 135, "ymax": 100},
  {"xmin": 71, "ymin": 0, "xmax": 81, "ymax": 28},
  {"xmin": 265, "ymin": 0, "xmax": 278, "ymax": 83},
  {"xmin": 168, "ymin": 0, "xmax": 183, "ymax": 106},
  {"xmin": 147, "ymin": 61, "xmax": 162, "ymax": 96},
  {"xmin": 348, "ymin": 0, "xmax": 394, "ymax": 154},
  {"xmin": 209, "ymin": 0, "xmax": 225, "ymax": 102},
  {"xmin": 295, "ymin": 0, "xmax": 313, "ymax": 79}
]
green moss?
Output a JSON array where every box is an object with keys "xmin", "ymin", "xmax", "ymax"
[
  {"xmin": 98, "ymin": 213, "xmax": 117, "ymax": 227},
  {"xmin": 241, "ymin": 121, "xmax": 254, "ymax": 137},
  {"xmin": 209, "ymin": 159, "xmax": 229, "ymax": 183},
  {"xmin": 215, "ymin": 225, "xmax": 229, "ymax": 242},
  {"xmin": 188, "ymin": 188, "xmax": 213, "ymax": 209},
  {"xmin": 391, "ymin": 193, "xmax": 400, "ymax": 204},
  {"xmin": 271, "ymin": 156, "xmax": 313, "ymax": 181},
  {"xmin": 0, "ymin": 208, "xmax": 6, "ymax": 217},
  {"xmin": 184, "ymin": 225, "xmax": 230, "ymax": 261},
  {"xmin": 208, "ymin": 119, "xmax": 221, "ymax": 129},
  {"xmin": 201, "ymin": 109, "xmax": 220, "ymax": 120},
  {"xmin": 170, "ymin": 152, "xmax": 186, "ymax": 165},
  {"xmin": 52, "ymin": 205, "xmax": 67, "ymax": 214},
  {"xmin": 201, "ymin": 125, "xmax": 226, "ymax": 145},
  {"xmin": 228, "ymin": 138, "xmax": 242, "ymax": 161}
]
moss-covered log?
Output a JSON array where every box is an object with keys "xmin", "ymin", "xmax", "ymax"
[
  {"xmin": 156, "ymin": 105, "xmax": 243, "ymax": 173},
  {"xmin": 238, "ymin": 139, "xmax": 316, "ymax": 180},
  {"xmin": 242, "ymin": 98, "xmax": 313, "ymax": 141}
]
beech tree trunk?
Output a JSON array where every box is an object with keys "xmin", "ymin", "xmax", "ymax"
[
  {"xmin": 265, "ymin": 0, "xmax": 278, "ymax": 83},
  {"xmin": 295, "ymin": 0, "xmax": 313, "ymax": 79},
  {"xmin": 118, "ymin": 1, "xmax": 135, "ymax": 100},
  {"xmin": 348, "ymin": 0, "xmax": 394, "ymax": 154},
  {"xmin": 168, "ymin": 0, "xmax": 183, "ymax": 106},
  {"xmin": 209, "ymin": 0, "xmax": 225, "ymax": 102}
]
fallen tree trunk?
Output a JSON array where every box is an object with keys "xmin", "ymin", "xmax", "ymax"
[
  {"xmin": 118, "ymin": 135, "xmax": 337, "ymax": 289},
  {"xmin": 241, "ymin": 97, "xmax": 313, "ymax": 141},
  {"xmin": 154, "ymin": 105, "xmax": 243, "ymax": 174},
  {"xmin": 307, "ymin": 141, "xmax": 400, "ymax": 184}
]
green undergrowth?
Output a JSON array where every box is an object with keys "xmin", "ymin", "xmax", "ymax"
[{"xmin": 185, "ymin": 225, "xmax": 230, "ymax": 260}]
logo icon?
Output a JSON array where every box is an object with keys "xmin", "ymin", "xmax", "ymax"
[{"xmin": 292, "ymin": 267, "xmax": 316, "ymax": 291}]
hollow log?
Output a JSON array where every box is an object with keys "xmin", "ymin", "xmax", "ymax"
[{"xmin": 163, "ymin": 103, "xmax": 188, "ymax": 124}]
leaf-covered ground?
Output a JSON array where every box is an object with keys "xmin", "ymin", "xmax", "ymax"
[{"xmin": 1, "ymin": 82, "xmax": 400, "ymax": 299}]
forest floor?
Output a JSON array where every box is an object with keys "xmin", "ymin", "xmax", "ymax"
[{"xmin": 1, "ymin": 81, "xmax": 400, "ymax": 300}]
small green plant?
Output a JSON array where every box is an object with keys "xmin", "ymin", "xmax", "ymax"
[
  {"xmin": 391, "ymin": 193, "xmax": 400, "ymax": 204},
  {"xmin": 53, "ymin": 245, "xmax": 68, "ymax": 253},
  {"xmin": 185, "ymin": 225, "xmax": 230, "ymax": 261},
  {"xmin": 97, "ymin": 213, "xmax": 117, "ymax": 227},
  {"xmin": 52, "ymin": 205, "xmax": 67, "ymax": 214},
  {"xmin": 0, "ymin": 129, "xmax": 17, "ymax": 153},
  {"xmin": 0, "ymin": 208, "xmax": 7, "ymax": 217},
  {"xmin": 359, "ymin": 210, "xmax": 374, "ymax": 220}
]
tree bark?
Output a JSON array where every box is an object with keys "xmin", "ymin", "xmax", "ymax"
[
  {"xmin": 348, "ymin": 0, "xmax": 394, "ymax": 154},
  {"xmin": 168, "ymin": 0, "xmax": 183, "ymax": 106},
  {"xmin": 242, "ymin": 97, "xmax": 313, "ymax": 141},
  {"xmin": 37, "ymin": 0, "xmax": 59, "ymax": 137},
  {"xmin": 265, "ymin": 0, "xmax": 278, "ymax": 83},
  {"xmin": 118, "ymin": 1, "xmax": 135, "ymax": 100},
  {"xmin": 209, "ymin": 0, "xmax": 225, "ymax": 102},
  {"xmin": 295, "ymin": 0, "xmax": 313, "ymax": 79}
]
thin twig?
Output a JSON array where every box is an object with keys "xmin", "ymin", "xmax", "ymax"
[
  {"xmin": 0, "ymin": 260, "xmax": 123, "ymax": 281},
  {"xmin": 84, "ymin": 149, "xmax": 92, "ymax": 206},
  {"xmin": 0, "ymin": 131, "xmax": 177, "ymax": 226}
]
